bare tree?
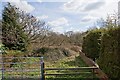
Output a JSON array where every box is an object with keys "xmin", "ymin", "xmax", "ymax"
[{"xmin": 19, "ymin": 12, "xmax": 50, "ymax": 43}]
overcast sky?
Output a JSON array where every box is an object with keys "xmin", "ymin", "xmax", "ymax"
[{"xmin": 0, "ymin": 0, "xmax": 119, "ymax": 33}]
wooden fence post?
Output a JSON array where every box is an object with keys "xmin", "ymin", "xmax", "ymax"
[
  {"xmin": 40, "ymin": 57, "xmax": 45, "ymax": 80},
  {"xmin": 1, "ymin": 52, "xmax": 4, "ymax": 80},
  {"xmin": 92, "ymin": 68, "xmax": 94, "ymax": 80}
]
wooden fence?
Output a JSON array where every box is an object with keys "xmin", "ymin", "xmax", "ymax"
[
  {"xmin": 0, "ymin": 56, "xmax": 99, "ymax": 80},
  {"xmin": 40, "ymin": 57, "xmax": 99, "ymax": 80}
]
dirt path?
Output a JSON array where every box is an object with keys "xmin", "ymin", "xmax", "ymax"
[{"xmin": 79, "ymin": 50, "xmax": 108, "ymax": 80}]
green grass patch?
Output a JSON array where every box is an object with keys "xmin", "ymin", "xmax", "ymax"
[{"xmin": 45, "ymin": 55, "xmax": 98, "ymax": 79}]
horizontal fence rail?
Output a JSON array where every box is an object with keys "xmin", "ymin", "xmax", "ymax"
[
  {"xmin": 0, "ymin": 56, "xmax": 43, "ymax": 80},
  {"xmin": 2, "ymin": 69, "xmax": 41, "ymax": 72},
  {"xmin": 44, "ymin": 67, "xmax": 98, "ymax": 70},
  {"xmin": 0, "ymin": 62, "xmax": 41, "ymax": 64},
  {"xmin": 0, "ymin": 57, "xmax": 42, "ymax": 59},
  {"xmin": 44, "ymin": 72, "xmax": 93, "ymax": 76}
]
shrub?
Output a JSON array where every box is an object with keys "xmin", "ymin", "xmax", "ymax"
[
  {"xmin": 98, "ymin": 27, "xmax": 120, "ymax": 79},
  {"xmin": 82, "ymin": 29, "xmax": 102, "ymax": 61}
]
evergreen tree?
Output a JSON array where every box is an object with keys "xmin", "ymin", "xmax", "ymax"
[
  {"xmin": 2, "ymin": 3, "xmax": 49, "ymax": 51},
  {"xmin": 2, "ymin": 3, "xmax": 27, "ymax": 51}
]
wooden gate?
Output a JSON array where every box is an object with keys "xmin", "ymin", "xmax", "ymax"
[
  {"xmin": 40, "ymin": 57, "xmax": 99, "ymax": 80},
  {"xmin": 0, "ymin": 56, "xmax": 42, "ymax": 80},
  {"xmin": 0, "ymin": 56, "xmax": 99, "ymax": 80}
]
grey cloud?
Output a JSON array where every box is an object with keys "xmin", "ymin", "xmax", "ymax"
[
  {"xmin": 83, "ymin": 1, "xmax": 105, "ymax": 11},
  {"xmin": 81, "ymin": 18, "xmax": 91, "ymax": 22}
]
